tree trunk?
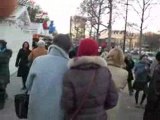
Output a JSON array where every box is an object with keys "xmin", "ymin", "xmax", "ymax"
[
  {"xmin": 108, "ymin": 0, "xmax": 113, "ymax": 50},
  {"xmin": 139, "ymin": 0, "xmax": 145, "ymax": 56},
  {"xmin": 96, "ymin": 6, "xmax": 102, "ymax": 40},
  {"xmin": 123, "ymin": 0, "xmax": 129, "ymax": 52},
  {"xmin": 90, "ymin": 26, "xmax": 93, "ymax": 37},
  {"xmin": 96, "ymin": 24, "xmax": 100, "ymax": 40},
  {"xmin": 129, "ymin": 38, "xmax": 132, "ymax": 51},
  {"xmin": 70, "ymin": 16, "xmax": 72, "ymax": 39}
]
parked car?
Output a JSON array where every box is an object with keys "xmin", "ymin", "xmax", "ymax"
[{"xmin": 145, "ymin": 52, "xmax": 156, "ymax": 62}]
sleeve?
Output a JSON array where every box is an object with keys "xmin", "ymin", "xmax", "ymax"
[
  {"xmin": 28, "ymin": 51, "xmax": 33, "ymax": 62},
  {"xmin": 153, "ymin": 68, "xmax": 160, "ymax": 96},
  {"xmin": 134, "ymin": 65, "xmax": 137, "ymax": 73},
  {"xmin": 131, "ymin": 60, "xmax": 135, "ymax": 69},
  {"xmin": 15, "ymin": 49, "xmax": 21, "ymax": 67},
  {"xmin": 26, "ymin": 60, "xmax": 37, "ymax": 92},
  {"xmin": 61, "ymin": 72, "xmax": 75, "ymax": 114},
  {"xmin": 0, "ymin": 50, "xmax": 12, "ymax": 63},
  {"xmin": 104, "ymin": 70, "xmax": 119, "ymax": 110}
]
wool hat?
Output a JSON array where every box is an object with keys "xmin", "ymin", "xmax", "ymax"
[
  {"xmin": 77, "ymin": 38, "xmax": 99, "ymax": 57},
  {"xmin": 53, "ymin": 34, "xmax": 72, "ymax": 53},
  {"xmin": 37, "ymin": 39, "xmax": 45, "ymax": 47},
  {"xmin": 0, "ymin": 40, "xmax": 7, "ymax": 46}
]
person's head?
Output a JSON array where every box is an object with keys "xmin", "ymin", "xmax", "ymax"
[
  {"xmin": 50, "ymin": 21, "xmax": 54, "ymax": 25},
  {"xmin": 0, "ymin": 40, "xmax": 7, "ymax": 49},
  {"xmin": 156, "ymin": 52, "xmax": 160, "ymax": 63},
  {"xmin": 107, "ymin": 47, "xmax": 124, "ymax": 67},
  {"xmin": 53, "ymin": 34, "xmax": 72, "ymax": 53},
  {"xmin": 126, "ymin": 53, "xmax": 132, "ymax": 60},
  {"xmin": 77, "ymin": 38, "xmax": 99, "ymax": 57},
  {"xmin": 139, "ymin": 54, "xmax": 148, "ymax": 62},
  {"xmin": 22, "ymin": 41, "xmax": 30, "ymax": 49},
  {"xmin": 37, "ymin": 39, "xmax": 45, "ymax": 47}
]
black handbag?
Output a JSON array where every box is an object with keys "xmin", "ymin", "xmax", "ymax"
[{"xmin": 14, "ymin": 93, "xmax": 29, "ymax": 119}]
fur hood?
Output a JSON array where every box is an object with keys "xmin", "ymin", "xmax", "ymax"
[{"xmin": 68, "ymin": 56, "xmax": 107, "ymax": 68}]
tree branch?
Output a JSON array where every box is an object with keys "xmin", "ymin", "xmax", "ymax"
[
  {"xmin": 136, "ymin": 0, "xmax": 143, "ymax": 10},
  {"xmin": 144, "ymin": 6, "xmax": 152, "ymax": 21},
  {"xmin": 130, "ymin": 4, "xmax": 141, "ymax": 18},
  {"xmin": 100, "ymin": 23, "xmax": 108, "ymax": 28}
]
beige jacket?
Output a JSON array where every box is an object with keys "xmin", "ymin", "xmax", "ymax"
[
  {"xmin": 108, "ymin": 62, "xmax": 128, "ymax": 91},
  {"xmin": 28, "ymin": 47, "xmax": 47, "ymax": 61}
]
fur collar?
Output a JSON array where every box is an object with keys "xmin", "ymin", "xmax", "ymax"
[
  {"xmin": 48, "ymin": 45, "xmax": 69, "ymax": 60},
  {"xmin": 68, "ymin": 56, "xmax": 107, "ymax": 68}
]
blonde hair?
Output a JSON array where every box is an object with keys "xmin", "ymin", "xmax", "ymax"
[{"xmin": 107, "ymin": 47, "xmax": 125, "ymax": 67}]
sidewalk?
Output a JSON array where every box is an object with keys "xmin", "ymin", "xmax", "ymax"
[
  {"xmin": 0, "ymin": 73, "xmax": 25, "ymax": 120},
  {"xmin": 0, "ymin": 73, "xmax": 145, "ymax": 120}
]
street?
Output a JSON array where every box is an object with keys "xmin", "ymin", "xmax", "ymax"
[{"xmin": 0, "ymin": 73, "xmax": 144, "ymax": 120}]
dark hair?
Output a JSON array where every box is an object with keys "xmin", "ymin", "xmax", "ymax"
[
  {"xmin": 53, "ymin": 34, "xmax": 72, "ymax": 53},
  {"xmin": 22, "ymin": 41, "xmax": 30, "ymax": 50},
  {"xmin": 156, "ymin": 52, "xmax": 160, "ymax": 61},
  {"xmin": 0, "ymin": 40, "xmax": 7, "ymax": 47},
  {"xmin": 140, "ymin": 54, "xmax": 147, "ymax": 60}
]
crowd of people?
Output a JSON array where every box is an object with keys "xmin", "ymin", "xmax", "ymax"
[{"xmin": 0, "ymin": 34, "xmax": 160, "ymax": 120}]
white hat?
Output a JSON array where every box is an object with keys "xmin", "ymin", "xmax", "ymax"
[{"xmin": 37, "ymin": 39, "xmax": 45, "ymax": 47}]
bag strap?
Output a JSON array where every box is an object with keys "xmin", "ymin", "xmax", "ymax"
[{"xmin": 70, "ymin": 70, "xmax": 97, "ymax": 120}]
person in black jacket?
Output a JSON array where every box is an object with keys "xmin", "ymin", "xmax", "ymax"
[
  {"xmin": 144, "ymin": 52, "xmax": 160, "ymax": 120},
  {"xmin": 0, "ymin": 40, "xmax": 12, "ymax": 109},
  {"xmin": 125, "ymin": 54, "xmax": 135, "ymax": 96},
  {"xmin": 15, "ymin": 41, "xmax": 31, "ymax": 90}
]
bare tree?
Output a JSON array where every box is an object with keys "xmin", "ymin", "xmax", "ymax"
[
  {"xmin": 79, "ymin": 0, "xmax": 108, "ymax": 40},
  {"xmin": 131, "ymin": 0, "xmax": 158, "ymax": 55}
]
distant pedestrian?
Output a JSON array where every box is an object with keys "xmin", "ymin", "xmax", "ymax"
[
  {"xmin": 49, "ymin": 21, "xmax": 55, "ymax": 34},
  {"xmin": 28, "ymin": 40, "xmax": 47, "ymax": 62},
  {"xmin": 15, "ymin": 41, "xmax": 31, "ymax": 90},
  {"xmin": 133, "ymin": 55, "xmax": 150, "ymax": 108},
  {"xmin": 69, "ymin": 45, "xmax": 78, "ymax": 58},
  {"xmin": 143, "ymin": 52, "xmax": 160, "ymax": 120},
  {"xmin": 107, "ymin": 47, "xmax": 128, "ymax": 120},
  {"xmin": 62, "ymin": 38, "xmax": 118, "ymax": 120},
  {"xmin": 125, "ymin": 54, "xmax": 135, "ymax": 96},
  {"xmin": 0, "ymin": 40, "xmax": 12, "ymax": 109},
  {"xmin": 26, "ymin": 34, "xmax": 72, "ymax": 120},
  {"xmin": 101, "ymin": 48, "xmax": 109, "ymax": 61}
]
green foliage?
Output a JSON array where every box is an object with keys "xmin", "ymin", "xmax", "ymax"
[{"xmin": 27, "ymin": 6, "xmax": 40, "ymax": 22}]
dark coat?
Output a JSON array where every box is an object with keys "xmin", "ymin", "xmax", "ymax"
[
  {"xmin": 15, "ymin": 48, "xmax": 31, "ymax": 77},
  {"xmin": 133, "ymin": 61, "xmax": 150, "ymax": 91},
  {"xmin": 144, "ymin": 63, "xmax": 160, "ymax": 120},
  {"xmin": 62, "ymin": 56, "xmax": 118, "ymax": 120},
  {"xmin": 125, "ymin": 58, "xmax": 134, "ymax": 81},
  {"xmin": 0, "ymin": 49, "xmax": 12, "ymax": 87}
]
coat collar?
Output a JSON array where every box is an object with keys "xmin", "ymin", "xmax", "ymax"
[
  {"xmin": 68, "ymin": 56, "xmax": 107, "ymax": 68},
  {"xmin": 48, "ymin": 45, "xmax": 69, "ymax": 60}
]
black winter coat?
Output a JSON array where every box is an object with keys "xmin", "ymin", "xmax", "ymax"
[
  {"xmin": 0, "ymin": 49, "xmax": 12, "ymax": 87},
  {"xmin": 144, "ymin": 63, "xmax": 160, "ymax": 120},
  {"xmin": 125, "ymin": 58, "xmax": 134, "ymax": 81},
  {"xmin": 15, "ymin": 48, "xmax": 31, "ymax": 77}
]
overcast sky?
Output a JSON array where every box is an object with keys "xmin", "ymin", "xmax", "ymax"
[{"xmin": 37, "ymin": 0, "xmax": 160, "ymax": 33}]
